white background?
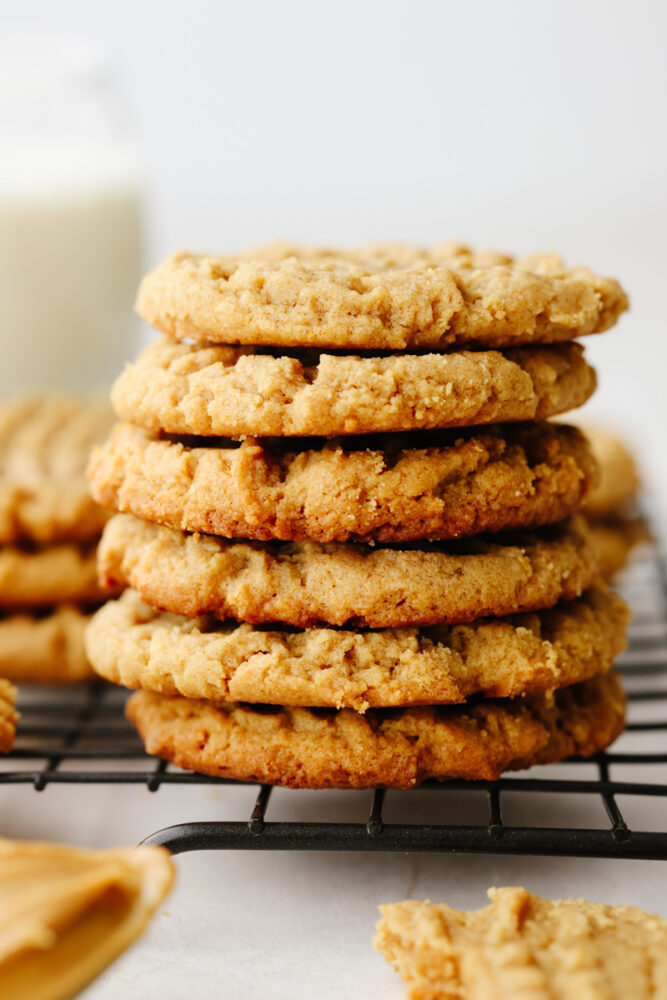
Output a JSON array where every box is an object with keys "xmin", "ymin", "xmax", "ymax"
[{"xmin": 3, "ymin": 2, "xmax": 667, "ymax": 997}]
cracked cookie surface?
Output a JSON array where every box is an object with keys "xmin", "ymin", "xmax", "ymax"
[
  {"xmin": 88, "ymin": 422, "xmax": 596, "ymax": 543},
  {"xmin": 126, "ymin": 672, "xmax": 626, "ymax": 788},
  {"xmin": 87, "ymin": 584, "xmax": 628, "ymax": 711},
  {"xmin": 98, "ymin": 514, "xmax": 600, "ymax": 627},
  {"xmin": 112, "ymin": 337, "xmax": 596, "ymax": 437},
  {"xmin": 136, "ymin": 244, "xmax": 627, "ymax": 350}
]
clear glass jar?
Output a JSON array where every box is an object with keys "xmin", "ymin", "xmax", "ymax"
[{"xmin": 0, "ymin": 34, "xmax": 143, "ymax": 394}]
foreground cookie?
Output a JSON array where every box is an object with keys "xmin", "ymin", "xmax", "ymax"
[
  {"xmin": 0, "ymin": 679, "xmax": 18, "ymax": 753},
  {"xmin": 136, "ymin": 245, "xmax": 627, "ymax": 350},
  {"xmin": 126, "ymin": 672, "xmax": 625, "ymax": 788},
  {"xmin": 375, "ymin": 887, "xmax": 667, "ymax": 1000},
  {"xmin": 112, "ymin": 337, "xmax": 596, "ymax": 437},
  {"xmin": 0, "ymin": 543, "xmax": 108, "ymax": 608},
  {"xmin": 88, "ymin": 421, "xmax": 595, "ymax": 543},
  {"xmin": 98, "ymin": 514, "xmax": 600, "ymax": 628},
  {"xmin": 0, "ymin": 396, "xmax": 113, "ymax": 545},
  {"xmin": 88, "ymin": 584, "xmax": 628, "ymax": 711},
  {"xmin": 0, "ymin": 838, "xmax": 173, "ymax": 1000},
  {"xmin": 0, "ymin": 605, "xmax": 94, "ymax": 683}
]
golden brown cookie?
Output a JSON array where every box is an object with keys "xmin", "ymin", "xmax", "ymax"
[
  {"xmin": 589, "ymin": 515, "xmax": 651, "ymax": 578},
  {"xmin": 88, "ymin": 422, "xmax": 596, "ymax": 544},
  {"xmin": 582, "ymin": 426, "xmax": 641, "ymax": 518},
  {"xmin": 135, "ymin": 245, "xmax": 627, "ymax": 350},
  {"xmin": 0, "ymin": 838, "xmax": 173, "ymax": 1000},
  {"xmin": 126, "ymin": 672, "xmax": 626, "ymax": 789},
  {"xmin": 87, "ymin": 584, "xmax": 628, "ymax": 712},
  {"xmin": 98, "ymin": 514, "xmax": 600, "ymax": 628},
  {"xmin": 0, "ymin": 605, "xmax": 95, "ymax": 683},
  {"xmin": 0, "ymin": 679, "xmax": 18, "ymax": 753},
  {"xmin": 0, "ymin": 396, "xmax": 113, "ymax": 545},
  {"xmin": 0, "ymin": 543, "xmax": 109, "ymax": 608},
  {"xmin": 111, "ymin": 337, "xmax": 596, "ymax": 437},
  {"xmin": 375, "ymin": 887, "xmax": 667, "ymax": 1000}
]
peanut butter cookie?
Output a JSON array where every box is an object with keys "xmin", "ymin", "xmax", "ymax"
[
  {"xmin": 126, "ymin": 672, "xmax": 626, "ymax": 788},
  {"xmin": 98, "ymin": 514, "xmax": 600, "ymax": 628},
  {"xmin": 87, "ymin": 584, "xmax": 628, "ymax": 711},
  {"xmin": 111, "ymin": 337, "xmax": 596, "ymax": 437},
  {"xmin": 0, "ymin": 543, "xmax": 109, "ymax": 608},
  {"xmin": 583, "ymin": 426, "xmax": 641, "ymax": 518},
  {"xmin": 88, "ymin": 422, "xmax": 596, "ymax": 543},
  {"xmin": 0, "ymin": 605, "xmax": 95, "ymax": 683},
  {"xmin": 375, "ymin": 887, "xmax": 667, "ymax": 1000},
  {"xmin": 589, "ymin": 515, "xmax": 650, "ymax": 578},
  {"xmin": 136, "ymin": 244, "xmax": 627, "ymax": 350},
  {"xmin": 0, "ymin": 396, "xmax": 113, "ymax": 545}
]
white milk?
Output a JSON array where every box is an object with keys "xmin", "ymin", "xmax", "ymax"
[{"xmin": 0, "ymin": 37, "xmax": 143, "ymax": 394}]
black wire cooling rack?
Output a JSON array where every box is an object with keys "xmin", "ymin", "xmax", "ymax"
[{"xmin": 1, "ymin": 540, "xmax": 666, "ymax": 859}]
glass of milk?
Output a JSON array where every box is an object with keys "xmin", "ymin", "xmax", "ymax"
[{"xmin": 0, "ymin": 35, "xmax": 142, "ymax": 394}]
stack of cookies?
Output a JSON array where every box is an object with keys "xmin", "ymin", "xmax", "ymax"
[
  {"xmin": 0, "ymin": 396, "xmax": 114, "ymax": 686},
  {"xmin": 87, "ymin": 243, "xmax": 631, "ymax": 789}
]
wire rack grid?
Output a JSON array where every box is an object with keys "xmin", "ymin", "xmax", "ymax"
[{"xmin": 2, "ymin": 543, "xmax": 666, "ymax": 859}]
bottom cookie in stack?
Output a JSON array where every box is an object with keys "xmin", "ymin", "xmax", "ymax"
[{"xmin": 124, "ymin": 673, "xmax": 625, "ymax": 789}]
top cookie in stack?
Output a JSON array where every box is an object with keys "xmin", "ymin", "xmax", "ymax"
[
  {"xmin": 134, "ymin": 243, "xmax": 626, "ymax": 350},
  {"xmin": 87, "ymin": 243, "xmax": 630, "ymax": 789}
]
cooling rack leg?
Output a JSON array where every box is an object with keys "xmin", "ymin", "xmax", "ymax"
[{"xmin": 140, "ymin": 823, "xmax": 236, "ymax": 854}]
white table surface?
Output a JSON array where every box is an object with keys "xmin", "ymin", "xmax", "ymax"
[{"xmin": 3, "ymin": 551, "xmax": 666, "ymax": 1000}]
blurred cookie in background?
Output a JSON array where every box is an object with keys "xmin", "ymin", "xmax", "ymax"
[
  {"xmin": 588, "ymin": 515, "xmax": 651, "ymax": 580},
  {"xmin": 0, "ymin": 679, "xmax": 17, "ymax": 753},
  {"xmin": 583, "ymin": 426, "xmax": 641, "ymax": 518},
  {"xmin": 581, "ymin": 425, "xmax": 650, "ymax": 578},
  {"xmin": 0, "ymin": 396, "xmax": 117, "ymax": 683}
]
